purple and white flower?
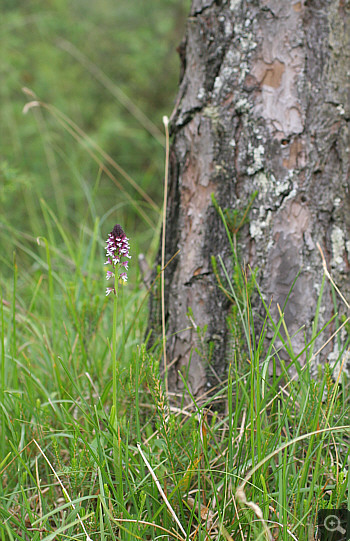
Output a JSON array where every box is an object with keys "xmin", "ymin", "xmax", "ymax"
[{"xmin": 105, "ymin": 224, "xmax": 131, "ymax": 295}]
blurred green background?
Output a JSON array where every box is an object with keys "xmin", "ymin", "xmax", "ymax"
[{"xmin": 1, "ymin": 0, "xmax": 189, "ymax": 283}]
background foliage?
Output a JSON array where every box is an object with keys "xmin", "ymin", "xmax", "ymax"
[{"xmin": 1, "ymin": 0, "xmax": 189, "ymax": 281}]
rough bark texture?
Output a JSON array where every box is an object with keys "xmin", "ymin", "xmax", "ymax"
[{"xmin": 152, "ymin": 0, "xmax": 350, "ymax": 397}]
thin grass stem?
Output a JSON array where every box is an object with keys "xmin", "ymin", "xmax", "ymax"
[{"xmin": 161, "ymin": 116, "xmax": 170, "ymax": 396}]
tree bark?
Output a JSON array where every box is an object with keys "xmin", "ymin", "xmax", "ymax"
[{"xmin": 154, "ymin": 0, "xmax": 350, "ymax": 397}]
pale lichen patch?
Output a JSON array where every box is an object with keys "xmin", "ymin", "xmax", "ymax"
[
  {"xmin": 275, "ymin": 179, "xmax": 291, "ymax": 196},
  {"xmin": 254, "ymin": 172, "xmax": 271, "ymax": 197},
  {"xmin": 250, "ymin": 220, "xmax": 264, "ymax": 240},
  {"xmin": 331, "ymin": 226, "xmax": 345, "ymax": 267},
  {"xmin": 250, "ymin": 209, "xmax": 271, "ymax": 240},
  {"xmin": 197, "ymin": 87, "xmax": 205, "ymax": 100},
  {"xmin": 213, "ymin": 48, "xmax": 242, "ymax": 95},
  {"xmin": 247, "ymin": 145, "xmax": 265, "ymax": 175},
  {"xmin": 224, "ymin": 19, "xmax": 232, "ymax": 37},
  {"xmin": 235, "ymin": 98, "xmax": 250, "ymax": 113},
  {"xmin": 203, "ymin": 105, "xmax": 220, "ymax": 121},
  {"xmin": 230, "ymin": 0, "xmax": 241, "ymax": 11}
]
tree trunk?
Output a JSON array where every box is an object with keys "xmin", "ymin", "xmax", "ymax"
[{"xmin": 155, "ymin": 0, "xmax": 350, "ymax": 397}]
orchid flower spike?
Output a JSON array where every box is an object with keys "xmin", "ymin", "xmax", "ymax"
[{"xmin": 105, "ymin": 224, "xmax": 131, "ymax": 295}]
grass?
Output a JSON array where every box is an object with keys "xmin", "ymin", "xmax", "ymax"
[{"xmin": 1, "ymin": 76, "xmax": 350, "ymax": 541}]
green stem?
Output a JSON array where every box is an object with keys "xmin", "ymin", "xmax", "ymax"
[
  {"xmin": 112, "ymin": 274, "xmax": 119, "ymax": 422},
  {"xmin": 12, "ymin": 252, "xmax": 18, "ymax": 389},
  {"xmin": 111, "ymin": 273, "xmax": 123, "ymax": 506}
]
